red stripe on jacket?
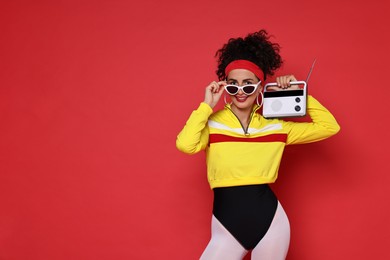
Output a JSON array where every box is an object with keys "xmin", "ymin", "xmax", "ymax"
[{"xmin": 209, "ymin": 133, "xmax": 287, "ymax": 144}]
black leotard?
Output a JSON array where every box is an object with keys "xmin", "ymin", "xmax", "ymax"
[{"xmin": 212, "ymin": 184, "xmax": 278, "ymax": 250}]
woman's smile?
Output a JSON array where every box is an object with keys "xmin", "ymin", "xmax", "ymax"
[{"xmin": 235, "ymin": 95, "xmax": 249, "ymax": 102}]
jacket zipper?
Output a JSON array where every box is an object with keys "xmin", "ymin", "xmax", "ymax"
[{"xmin": 226, "ymin": 106, "xmax": 257, "ymax": 136}]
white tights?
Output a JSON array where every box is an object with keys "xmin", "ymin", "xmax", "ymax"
[{"xmin": 200, "ymin": 202, "xmax": 290, "ymax": 260}]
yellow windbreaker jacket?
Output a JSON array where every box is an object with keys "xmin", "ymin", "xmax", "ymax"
[{"xmin": 176, "ymin": 95, "xmax": 340, "ymax": 189}]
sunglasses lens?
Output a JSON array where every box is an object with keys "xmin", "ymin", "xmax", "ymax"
[
  {"xmin": 226, "ymin": 86, "xmax": 238, "ymax": 95},
  {"xmin": 243, "ymin": 86, "xmax": 255, "ymax": 95}
]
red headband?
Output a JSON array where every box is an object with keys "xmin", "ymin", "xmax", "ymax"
[{"xmin": 225, "ymin": 60, "xmax": 264, "ymax": 82}]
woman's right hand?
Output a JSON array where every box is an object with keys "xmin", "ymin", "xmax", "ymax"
[{"xmin": 204, "ymin": 81, "xmax": 226, "ymax": 109}]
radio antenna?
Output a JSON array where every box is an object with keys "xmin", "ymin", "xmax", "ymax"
[{"xmin": 306, "ymin": 58, "xmax": 317, "ymax": 83}]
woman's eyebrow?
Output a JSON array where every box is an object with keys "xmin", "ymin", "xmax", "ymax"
[
  {"xmin": 242, "ymin": 78, "xmax": 255, "ymax": 81},
  {"xmin": 226, "ymin": 78, "xmax": 236, "ymax": 84},
  {"xmin": 227, "ymin": 78, "xmax": 255, "ymax": 82}
]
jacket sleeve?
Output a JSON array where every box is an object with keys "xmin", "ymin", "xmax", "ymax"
[
  {"xmin": 284, "ymin": 95, "xmax": 341, "ymax": 145},
  {"xmin": 176, "ymin": 102, "xmax": 212, "ymax": 154}
]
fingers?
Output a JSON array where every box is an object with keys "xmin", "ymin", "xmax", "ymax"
[
  {"xmin": 204, "ymin": 81, "xmax": 227, "ymax": 108},
  {"xmin": 276, "ymin": 75, "xmax": 297, "ymax": 89},
  {"xmin": 207, "ymin": 81, "xmax": 226, "ymax": 94}
]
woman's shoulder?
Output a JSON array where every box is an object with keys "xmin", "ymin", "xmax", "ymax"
[{"xmin": 210, "ymin": 106, "xmax": 229, "ymax": 120}]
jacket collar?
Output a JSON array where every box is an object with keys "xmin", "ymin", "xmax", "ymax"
[{"xmin": 224, "ymin": 103, "xmax": 262, "ymax": 114}]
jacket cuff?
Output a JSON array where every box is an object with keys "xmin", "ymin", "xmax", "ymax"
[{"xmin": 198, "ymin": 102, "xmax": 213, "ymax": 115}]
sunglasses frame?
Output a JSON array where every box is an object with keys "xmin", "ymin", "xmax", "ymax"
[{"xmin": 224, "ymin": 81, "xmax": 262, "ymax": 96}]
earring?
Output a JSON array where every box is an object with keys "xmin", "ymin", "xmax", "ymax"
[
  {"xmin": 224, "ymin": 94, "xmax": 232, "ymax": 105},
  {"xmin": 256, "ymin": 92, "xmax": 264, "ymax": 107}
]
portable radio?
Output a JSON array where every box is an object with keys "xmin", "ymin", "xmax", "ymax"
[{"xmin": 262, "ymin": 81, "xmax": 307, "ymax": 118}]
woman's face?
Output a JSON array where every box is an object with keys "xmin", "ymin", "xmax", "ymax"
[{"xmin": 226, "ymin": 69, "xmax": 262, "ymax": 110}]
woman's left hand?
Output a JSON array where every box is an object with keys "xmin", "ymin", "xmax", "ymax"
[{"xmin": 267, "ymin": 75, "xmax": 300, "ymax": 91}]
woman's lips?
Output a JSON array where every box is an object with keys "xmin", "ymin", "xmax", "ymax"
[{"xmin": 235, "ymin": 95, "xmax": 248, "ymax": 102}]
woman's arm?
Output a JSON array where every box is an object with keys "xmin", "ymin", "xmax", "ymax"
[
  {"xmin": 176, "ymin": 81, "xmax": 226, "ymax": 154},
  {"xmin": 268, "ymin": 75, "xmax": 340, "ymax": 144},
  {"xmin": 176, "ymin": 103, "xmax": 212, "ymax": 154},
  {"xmin": 284, "ymin": 95, "xmax": 340, "ymax": 145}
]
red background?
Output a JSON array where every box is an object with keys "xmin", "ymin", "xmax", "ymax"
[{"xmin": 1, "ymin": 0, "xmax": 389, "ymax": 259}]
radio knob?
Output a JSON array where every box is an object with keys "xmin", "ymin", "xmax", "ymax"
[
  {"xmin": 295, "ymin": 105, "xmax": 301, "ymax": 112},
  {"xmin": 295, "ymin": 97, "xmax": 301, "ymax": 103}
]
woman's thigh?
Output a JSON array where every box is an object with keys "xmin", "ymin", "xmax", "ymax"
[
  {"xmin": 251, "ymin": 201, "xmax": 290, "ymax": 260},
  {"xmin": 200, "ymin": 215, "xmax": 248, "ymax": 260}
]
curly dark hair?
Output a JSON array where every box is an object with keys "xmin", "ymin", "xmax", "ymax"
[{"xmin": 215, "ymin": 30, "xmax": 283, "ymax": 81}]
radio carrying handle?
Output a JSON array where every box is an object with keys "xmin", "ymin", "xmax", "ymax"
[{"xmin": 263, "ymin": 81, "xmax": 307, "ymax": 92}]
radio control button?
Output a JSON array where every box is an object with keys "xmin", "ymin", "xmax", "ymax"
[
  {"xmin": 295, "ymin": 105, "xmax": 301, "ymax": 112},
  {"xmin": 295, "ymin": 97, "xmax": 301, "ymax": 103}
]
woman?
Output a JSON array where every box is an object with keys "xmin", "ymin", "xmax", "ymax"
[{"xmin": 176, "ymin": 30, "xmax": 340, "ymax": 260}]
